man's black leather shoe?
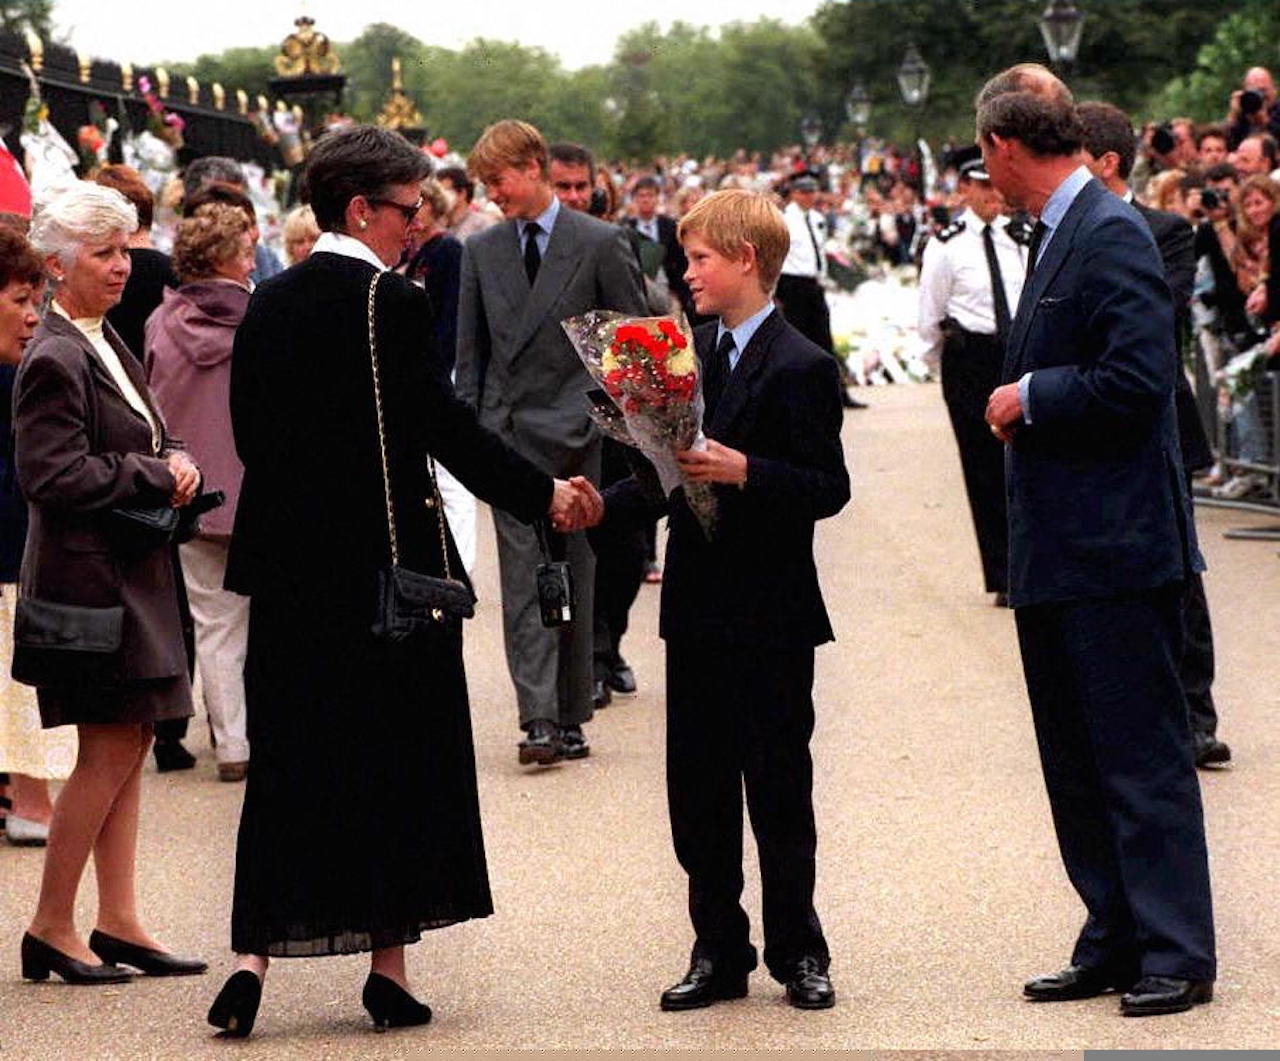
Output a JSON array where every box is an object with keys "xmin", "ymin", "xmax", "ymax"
[
  {"xmin": 1193, "ymin": 732, "xmax": 1231, "ymax": 768},
  {"xmin": 559, "ymin": 724, "xmax": 590, "ymax": 760},
  {"xmin": 592, "ymin": 679, "xmax": 612, "ymax": 711},
  {"xmin": 518, "ymin": 719, "xmax": 562, "ymax": 766},
  {"xmin": 784, "ymin": 956, "xmax": 835, "ymax": 1009},
  {"xmin": 659, "ymin": 958, "xmax": 749, "ymax": 1011},
  {"xmin": 1120, "ymin": 976, "xmax": 1213, "ymax": 1016},
  {"xmin": 606, "ymin": 662, "xmax": 637, "ymax": 696},
  {"xmin": 1023, "ymin": 963, "xmax": 1135, "ymax": 1001}
]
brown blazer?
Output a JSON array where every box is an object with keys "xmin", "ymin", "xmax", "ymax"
[{"xmin": 13, "ymin": 312, "xmax": 187, "ymax": 681}]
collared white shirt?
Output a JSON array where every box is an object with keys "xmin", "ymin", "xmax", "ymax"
[
  {"xmin": 635, "ymin": 215, "xmax": 660, "ymax": 242},
  {"xmin": 52, "ymin": 300, "xmax": 162, "ymax": 453},
  {"xmin": 917, "ymin": 209, "xmax": 1027, "ymax": 363},
  {"xmin": 312, "ymin": 231, "xmax": 388, "ymax": 271},
  {"xmin": 517, "ymin": 195, "xmax": 560, "ymax": 259},
  {"xmin": 781, "ymin": 201, "xmax": 827, "ymax": 278},
  {"xmin": 714, "ymin": 302, "xmax": 775, "ymax": 373}
]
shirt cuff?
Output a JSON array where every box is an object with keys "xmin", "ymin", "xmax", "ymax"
[{"xmin": 1018, "ymin": 372, "xmax": 1034, "ymax": 425}]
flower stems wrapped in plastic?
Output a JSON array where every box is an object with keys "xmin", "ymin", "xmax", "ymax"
[{"xmin": 562, "ymin": 311, "xmax": 717, "ymax": 538}]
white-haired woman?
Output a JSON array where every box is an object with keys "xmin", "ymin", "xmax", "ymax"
[{"xmin": 14, "ymin": 183, "xmax": 206, "ymax": 984}]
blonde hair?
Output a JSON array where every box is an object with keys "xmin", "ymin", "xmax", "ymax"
[
  {"xmin": 467, "ymin": 119, "xmax": 548, "ymax": 183},
  {"xmin": 30, "ymin": 183, "xmax": 138, "ymax": 268},
  {"xmin": 171, "ymin": 203, "xmax": 251, "ymax": 283},
  {"xmin": 677, "ymin": 189, "xmax": 790, "ymax": 292},
  {"xmin": 419, "ymin": 177, "xmax": 449, "ymax": 222},
  {"xmin": 1145, "ymin": 169, "xmax": 1186, "ymax": 213},
  {"xmin": 281, "ymin": 204, "xmax": 320, "ymax": 264}
]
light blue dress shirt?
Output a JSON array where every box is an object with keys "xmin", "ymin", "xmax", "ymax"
[
  {"xmin": 1018, "ymin": 165, "xmax": 1093, "ymax": 423},
  {"xmin": 714, "ymin": 302, "xmax": 775, "ymax": 372},
  {"xmin": 517, "ymin": 195, "xmax": 560, "ymax": 258}
]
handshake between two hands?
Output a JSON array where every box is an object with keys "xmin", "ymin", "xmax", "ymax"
[{"xmin": 549, "ymin": 477, "xmax": 604, "ymax": 532}]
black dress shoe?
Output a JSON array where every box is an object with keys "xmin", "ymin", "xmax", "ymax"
[
  {"xmin": 842, "ymin": 392, "xmax": 868, "ymax": 409},
  {"xmin": 1023, "ymin": 963, "xmax": 1135, "ymax": 1001},
  {"xmin": 88, "ymin": 930, "xmax": 207, "ymax": 976},
  {"xmin": 208, "ymin": 969, "xmax": 262, "ymax": 1037},
  {"xmin": 1120, "ymin": 975, "xmax": 1213, "ymax": 1016},
  {"xmin": 660, "ymin": 958, "xmax": 749, "ymax": 1011},
  {"xmin": 606, "ymin": 662, "xmax": 637, "ymax": 696},
  {"xmin": 1193, "ymin": 732, "xmax": 1231, "ymax": 768},
  {"xmin": 363, "ymin": 972, "xmax": 432, "ymax": 1031},
  {"xmin": 784, "ymin": 955, "xmax": 835, "ymax": 1009},
  {"xmin": 593, "ymin": 679, "xmax": 612, "ymax": 710},
  {"xmin": 559, "ymin": 724, "xmax": 590, "ymax": 760},
  {"xmin": 153, "ymin": 738, "xmax": 196, "ymax": 773},
  {"xmin": 518, "ymin": 719, "xmax": 562, "ymax": 766},
  {"xmin": 993, "ymin": 591, "xmax": 1009, "ymax": 608},
  {"xmin": 20, "ymin": 932, "xmax": 132, "ymax": 984}
]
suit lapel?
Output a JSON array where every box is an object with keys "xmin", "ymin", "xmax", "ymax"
[
  {"xmin": 42, "ymin": 313, "xmax": 161, "ymax": 438},
  {"xmin": 1003, "ymin": 178, "xmax": 1102, "ymax": 381},
  {"xmin": 511, "ymin": 209, "xmax": 584, "ymax": 356},
  {"xmin": 710, "ymin": 311, "xmax": 779, "ymax": 438}
]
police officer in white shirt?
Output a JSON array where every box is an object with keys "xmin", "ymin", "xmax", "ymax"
[
  {"xmin": 777, "ymin": 174, "xmax": 865, "ymax": 408},
  {"xmin": 918, "ymin": 156, "xmax": 1029, "ymax": 605}
]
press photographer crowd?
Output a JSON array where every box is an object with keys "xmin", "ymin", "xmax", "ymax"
[{"xmin": 0, "ymin": 34, "xmax": 1272, "ymax": 1038}]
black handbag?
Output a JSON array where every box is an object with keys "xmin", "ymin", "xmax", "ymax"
[
  {"xmin": 365, "ymin": 272, "xmax": 476, "ymax": 643},
  {"xmin": 11, "ymin": 596, "xmax": 124, "ymax": 687}
]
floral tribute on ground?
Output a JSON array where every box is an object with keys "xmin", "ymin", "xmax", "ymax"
[{"xmin": 562, "ymin": 311, "xmax": 717, "ymax": 537}]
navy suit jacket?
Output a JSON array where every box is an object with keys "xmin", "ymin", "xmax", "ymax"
[
  {"xmin": 1001, "ymin": 177, "xmax": 1203, "ymax": 608},
  {"xmin": 607, "ymin": 310, "xmax": 849, "ymax": 646}
]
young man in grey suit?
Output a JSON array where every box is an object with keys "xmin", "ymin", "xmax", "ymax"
[{"xmin": 456, "ymin": 120, "xmax": 647, "ymax": 766}]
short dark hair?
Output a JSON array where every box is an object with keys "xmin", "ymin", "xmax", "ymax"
[
  {"xmin": 0, "ymin": 227, "xmax": 45, "ymax": 289},
  {"xmin": 436, "ymin": 166, "xmax": 473, "ymax": 202},
  {"xmin": 633, "ymin": 175, "xmax": 661, "ymax": 194},
  {"xmin": 548, "ymin": 142, "xmax": 595, "ymax": 181},
  {"xmin": 1203, "ymin": 162, "xmax": 1239, "ymax": 184},
  {"xmin": 1196, "ymin": 124, "xmax": 1227, "ymax": 149},
  {"xmin": 95, "ymin": 164, "xmax": 155, "ymax": 229},
  {"xmin": 1243, "ymin": 132, "xmax": 1279, "ymax": 167},
  {"xmin": 182, "ymin": 156, "xmax": 246, "ymax": 200},
  {"xmin": 977, "ymin": 91, "xmax": 1084, "ymax": 158},
  {"xmin": 1076, "ymin": 101, "xmax": 1137, "ymax": 180},
  {"xmin": 301, "ymin": 125, "xmax": 434, "ymax": 231}
]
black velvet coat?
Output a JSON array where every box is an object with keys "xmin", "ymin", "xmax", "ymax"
[{"xmin": 226, "ymin": 252, "xmax": 552, "ymax": 956}]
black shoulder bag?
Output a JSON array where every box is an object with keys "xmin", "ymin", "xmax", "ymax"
[{"xmin": 366, "ymin": 271, "xmax": 476, "ymax": 642}]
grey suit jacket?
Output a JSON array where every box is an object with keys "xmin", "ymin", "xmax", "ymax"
[{"xmin": 455, "ymin": 205, "xmax": 646, "ymax": 474}]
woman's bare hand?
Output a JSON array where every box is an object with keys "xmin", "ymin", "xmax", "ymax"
[{"xmin": 166, "ymin": 452, "xmax": 200, "ymax": 507}]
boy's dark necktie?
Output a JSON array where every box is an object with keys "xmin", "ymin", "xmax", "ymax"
[
  {"xmin": 704, "ymin": 331, "xmax": 735, "ymax": 419},
  {"xmin": 524, "ymin": 222, "xmax": 541, "ymax": 284}
]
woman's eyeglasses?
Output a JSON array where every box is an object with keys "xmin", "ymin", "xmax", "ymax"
[{"xmin": 369, "ymin": 196, "xmax": 424, "ymax": 223}]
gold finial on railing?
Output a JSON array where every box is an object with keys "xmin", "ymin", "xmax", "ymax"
[
  {"xmin": 236, "ymin": 89, "xmax": 249, "ymax": 115},
  {"xmin": 155, "ymin": 67, "xmax": 170, "ymax": 97},
  {"xmin": 76, "ymin": 51, "xmax": 91, "ymax": 84},
  {"xmin": 23, "ymin": 27, "xmax": 43, "ymax": 73},
  {"xmin": 186, "ymin": 76, "xmax": 199, "ymax": 105},
  {"xmin": 257, "ymin": 95, "xmax": 270, "ymax": 115},
  {"xmin": 212, "ymin": 83, "xmax": 226, "ymax": 110},
  {"xmin": 121, "ymin": 62, "xmax": 133, "ymax": 92}
]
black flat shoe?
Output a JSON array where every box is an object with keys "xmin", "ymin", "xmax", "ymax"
[
  {"xmin": 208, "ymin": 970, "xmax": 263, "ymax": 1038},
  {"xmin": 20, "ymin": 932, "xmax": 132, "ymax": 985},
  {"xmin": 1120, "ymin": 975, "xmax": 1213, "ymax": 1016},
  {"xmin": 363, "ymin": 972, "xmax": 432, "ymax": 1031},
  {"xmin": 559, "ymin": 724, "xmax": 590, "ymax": 760},
  {"xmin": 89, "ymin": 930, "xmax": 207, "ymax": 976},
  {"xmin": 606, "ymin": 662, "xmax": 637, "ymax": 696},
  {"xmin": 659, "ymin": 958, "xmax": 749, "ymax": 1011},
  {"xmin": 784, "ymin": 956, "xmax": 835, "ymax": 1009},
  {"xmin": 153, "ymin": 739, "xmax": 196, "ymax": 773},
  {"xmin": 1023, "ymin": 963, "xmax": 1135, "ymax": 1001}
]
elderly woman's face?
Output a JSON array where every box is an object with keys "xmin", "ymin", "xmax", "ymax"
[
  {"xmin": 57, "ymin": 230, "xmax": 131, "ymax": 317},
  {"xmin": 356, "ymin": 181, "xmax": 425, "ymax": 266},
  {"xmin": 0, "ymin": 277, "xmax": 44, "ymax": 365}
]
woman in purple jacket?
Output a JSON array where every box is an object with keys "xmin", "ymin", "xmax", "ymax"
[{"xmin": 144, "ymin": 204, "xmax": 255, "ymax": 783}]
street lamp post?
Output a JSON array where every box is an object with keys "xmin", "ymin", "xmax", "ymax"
[
  {"xmin": 897, "ymin": 43, "xmax": 930, "ymax": 169},
  {"xmin": 1039, "ymin": 0, "xmax": 1085, "ymax": 69},
  {"xmin": 845, "ymin": 82, "xmax": 872, "ymax": 174},
  {"xmin": 801, "ymin": 113, "xmax": 823, "ymax": 152}
]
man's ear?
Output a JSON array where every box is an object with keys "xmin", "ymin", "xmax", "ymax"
[{"xmin": 739, "ymin": 241, "xmax": 759, "ymax": 274}]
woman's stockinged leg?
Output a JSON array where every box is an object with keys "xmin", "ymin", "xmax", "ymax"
[
  {"xmin": 370, "ymin": 944, "xmax": 408, "ymax": 988},
  {"xmin": 27, "ymin": 723, "xmax": 150, "ymax": 962}
]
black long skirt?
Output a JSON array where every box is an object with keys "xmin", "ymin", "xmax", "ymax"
[{"xmin": 230, "ymin": 588, "xmax": 492, "ymax": 957}]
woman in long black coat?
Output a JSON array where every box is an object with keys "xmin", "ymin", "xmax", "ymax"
[{"xmin": 208, "ymin": 125, "xmax": 595, "ymax": 1037}]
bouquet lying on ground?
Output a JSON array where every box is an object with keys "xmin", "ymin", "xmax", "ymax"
[{"xmin": 562, "ymin": 311, "xmax": 717, "ymax": 538}]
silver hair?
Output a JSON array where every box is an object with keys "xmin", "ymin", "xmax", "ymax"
[{"xmin": 30, "ymin": 183, "xmax": 138, "ymax": 269}]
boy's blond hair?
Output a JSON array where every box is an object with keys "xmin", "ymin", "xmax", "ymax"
[
  {"xmin": 467, "ymin": 120, "xmax": 549, "ymax": 183},
  {"xmin": 677, "ymin": 189, "xmax": 790, "ymax": 292}
]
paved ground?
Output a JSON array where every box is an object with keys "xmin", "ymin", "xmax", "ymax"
[{"xmin": 3, "ymin": 382, "xmax": 1279, "ymax": 1057}]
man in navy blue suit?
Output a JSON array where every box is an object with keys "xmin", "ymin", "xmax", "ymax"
[{"xmin": 977, "ymin": 65, "xmax": 1216, "ymax": 1018}]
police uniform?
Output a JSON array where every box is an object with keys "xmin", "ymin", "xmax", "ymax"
[
  {"xmin": 918, "ymin": 178, "xmax": 1028, "ymax": 597},
  {"xmin": 776, "ymin": 179, "xmax": 834, "ymax": 354}
]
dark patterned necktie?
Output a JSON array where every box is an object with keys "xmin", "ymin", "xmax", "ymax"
[
  {"xmin": 523, "ymin": 222, "xmax": 541, "ymax": 284},
  {"xmin": 705, "ymin": 330, "xmax": 736, "ymax": 418},
  {"xmin": 1024, "ymin": 220, "xmax": 1048, "ymax": 283}
]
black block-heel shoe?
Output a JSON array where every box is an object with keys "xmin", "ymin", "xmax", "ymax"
[
  {"xmin": 207, "ymin": 970, "xmax": 262, "ymax": 1038},
  {"xmin": 89, "ymin": 930, "xmax": 207, "ymax": 976},
  {"xmin": 362, "ymin": 972, "xmax": 432, "ymax": 1031},
  {"xmin": 20, "ymin": 933, "xmax": 132, "ymax": 984}
]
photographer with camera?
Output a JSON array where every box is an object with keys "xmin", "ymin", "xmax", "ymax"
[
  {"xmin": 1131, "ymin": 118, "xmax": 1196, "ymax": 198},
  {"xmin": 1226, "ymin": 67, "xmax": 1280, "ymax": 150}
]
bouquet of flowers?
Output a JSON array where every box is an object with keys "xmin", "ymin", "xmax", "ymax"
[
  {"xmin": 562, "ymin": 311, "xmax": 717, "ymax": 537},
  {"xmin": 137, "ymin": 76, "xmax": 185, "ymax": 149}
]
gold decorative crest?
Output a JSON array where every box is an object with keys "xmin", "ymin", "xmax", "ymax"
[{"xmin": 274, "ymin": 15, "xmax": 341, "ymax": 77}]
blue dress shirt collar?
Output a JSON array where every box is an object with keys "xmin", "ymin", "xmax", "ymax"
[{"xmin": 715, "ymin": 301, "xmax": 776, "ymax": 372}]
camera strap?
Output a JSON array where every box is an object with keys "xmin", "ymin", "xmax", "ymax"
[{"xmin": 534, "ymin": 517, "xmax": 566, "ymax": 563}]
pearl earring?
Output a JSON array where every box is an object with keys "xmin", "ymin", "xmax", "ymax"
[{"xmin": 359, "ymin": 219, "xmax": 368, "ymax": 230}]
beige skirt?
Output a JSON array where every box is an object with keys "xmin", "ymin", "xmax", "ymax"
[{"xmin": 0, "ymin": 586, "xmax": 77, "ymax": 779}]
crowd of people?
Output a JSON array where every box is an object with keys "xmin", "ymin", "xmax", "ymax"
[{"xmin": 0, "ymin": 49, "xmax": 1270, "ymax": 1041}]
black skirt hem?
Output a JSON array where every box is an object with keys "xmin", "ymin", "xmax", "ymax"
[{"xmin": 231, "ymin": 909, "xmax": 492, "ymax": 958}]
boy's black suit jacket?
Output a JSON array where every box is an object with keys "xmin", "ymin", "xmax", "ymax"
[{"xmin": 608, "ymin": 309, "xmax": 849, "ymax": 647}]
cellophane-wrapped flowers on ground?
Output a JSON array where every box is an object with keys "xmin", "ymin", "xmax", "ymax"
[{"xmin": 562, "ymin": 311, "xmax": 717, "ymax": 537}]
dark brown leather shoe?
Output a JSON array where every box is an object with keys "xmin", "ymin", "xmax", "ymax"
[
  {"xmin": 1023, "ymin": 963, "xmax": 1136, "ymax": 1001},
  {"xmin": 518, "ymin": 720, "xmax": 562, "ymax": 766},
  {"xmin": 1120, "ymin": 976, "xmax": 1213, "ymax": 1016},
  {"xmin": 659, "ymin": 958, "xmax": 749, "ymax": 1011},
  {"xmin": 784, "ymin": 956, "xmax": 835, "ymax": 1009}
]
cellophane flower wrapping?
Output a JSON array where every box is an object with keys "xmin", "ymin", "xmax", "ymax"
[{"xmin": 562, "ymin": 311, "xmax": 717, "ymax": 538}]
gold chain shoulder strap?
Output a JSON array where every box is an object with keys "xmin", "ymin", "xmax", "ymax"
[{"xmin": 366, "ymin": 271, "xmax": 453, "ymax": 580}]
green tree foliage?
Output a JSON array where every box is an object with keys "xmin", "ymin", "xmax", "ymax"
[
  {"xmin": 0, "ymin": 0, "xmax": 54, "ymax": 38},
  {"xmin": 338, "ymin": 22, "xmax": 428, "ymax": 122},
  {"xmin": 168, "ymin": 47, "xmax": 277, "ymax": 104},
  {"xmin": 1149, "ymin": 0, "xmax": 1280, "ymax": 122}
]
